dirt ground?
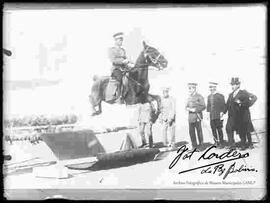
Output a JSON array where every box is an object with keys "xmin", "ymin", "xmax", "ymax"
[{"xmin": 4, "ymin": 116, "xmax": 266, "ymax": 196}]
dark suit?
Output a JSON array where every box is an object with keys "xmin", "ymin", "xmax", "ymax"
[
  {"xmin": 207, "ymin": 93, "xmax": 226, "ymax": 145},
  {"xmin": 224, "ymin": 89, "xmax": 257, "ymax": 146},
  {"xmin": 186, "ymin": 92, "xmax": 206, "ymax": 148}
]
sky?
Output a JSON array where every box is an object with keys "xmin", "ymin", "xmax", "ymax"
[{"xmin": 3, "ymin": 5, "xmax": 266, "ymax": 120}]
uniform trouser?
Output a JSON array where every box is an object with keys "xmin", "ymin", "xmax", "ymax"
[
  {"xmin": 225, "ymin": 118, "xmax": 235, "ymax": 145},
  {"xmin": 162, "ymin": 121, "xmax": 175, "ymax": 146},
  {"xmin": 239, "ymin": 132, "xmax": 246, "ymax": 146},
  {"xmin": 111, "ymin": 68, "xmax": 123, "ymax": 82},
  {"xmin": 111, "ymin": 67, "xmax": 128, "ymax": 98},
  {"xmin": 139, "ymin": 122, "xmax": 153, "ymax": 147},
  {"xmin": 247, "ymin": 132, "xmax": 252, "ymax": 144},
  {"xmin": 239, "ymin": 129, "xmax": 252, "ymax": 147},
  {"xmin": 210, "ymin": 119, "xmax": 224, "ymax": 144},
  {"xmin": 189, "ymin": 121, "xmax": 203, "ymax": 148}
]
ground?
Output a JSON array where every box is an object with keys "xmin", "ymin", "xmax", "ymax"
[{"xmin": 4, "ymin": 111, "xmax": 266, "ymax": 198}]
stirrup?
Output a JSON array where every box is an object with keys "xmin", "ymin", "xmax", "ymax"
[
  {"xmin": 115, "ymin": 96, "xmax": 123, "ymax": 104},
  {"xmin": 110, "ymin": 77, "xmax": 117, "ymax": 82}
]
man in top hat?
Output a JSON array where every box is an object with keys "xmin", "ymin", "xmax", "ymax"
[
  {"xmin": 108, "ymin": 32, "xmax": 134, "ymax": 103},
  {"xmin": 159, "ymin": 87, "xmax": 176, "ymax": 149},
  {"xmin": 186, "ymin": 83, "xmax": 206, "ymax": 149},
  {"xmin": 207, "ymin": 82, "xmax": 226, "ymax": 148},
  {"xmin": 223, "ymin": 77, "xmax": 257, "ymax": 150}
]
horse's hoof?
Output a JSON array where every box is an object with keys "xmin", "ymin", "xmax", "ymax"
[
  {"xmin": 91, "ymin": 111, "xmax": 101, "ymax": 116},
  {"xmin": 96, "ymin": 111, "xmax": 102, "ymax": 115}
]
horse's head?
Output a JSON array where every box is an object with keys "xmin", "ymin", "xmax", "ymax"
[{"xmin": 142, "ymin": 41, "xmax": 168, "ymax": 70}]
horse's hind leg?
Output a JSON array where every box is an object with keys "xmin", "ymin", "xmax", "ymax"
[{"xmin": 89, "ymin": 95, "xmax": 99, "ymax": 116}]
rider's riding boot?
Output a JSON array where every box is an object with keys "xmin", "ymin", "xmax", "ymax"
[
  {"xmin": 115, "ymin": 95, "xmax": 123, "ymax": 104},
  {"xmin": 115, "ymin": 86, "xmax": 124, "ymax": 104}
]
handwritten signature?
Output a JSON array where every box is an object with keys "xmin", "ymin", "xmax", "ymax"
[
  {"xmin": 169, "ymin": 145, "xmax": 257, "ymax": 179},
  {"xmin": 201, "ymin": 162, "xmax": 257, "ymax": 180}
]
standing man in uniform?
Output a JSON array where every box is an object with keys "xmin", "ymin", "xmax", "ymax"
[
  {"xmin": 207, "ymin": 82, "xmax": 226, "ymax": 148},
  {"xmin": 159, "ymin": 87, "xmax": 176, "ymax": 149},
  {"xmin": 108, "ymin": 32, "xmax": 134, "ymax": 103},
  {"xmin": 186, "ymin": 83, "xmax": 206, "ymax": 149},
  {"xmin": 224, "ymin": 77, "xmax": 257, "ymax": 150},
  {"xmin": 138, "ymin": 97, "xmax": 155, "ymax": 148}
]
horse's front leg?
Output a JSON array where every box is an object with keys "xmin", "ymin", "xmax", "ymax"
[
  {"xmin": 96, "ymin": 102, "xmax": 102, "ymax": 115},
  {"xmin": 148, "ymin": 94, "xmax": 161, "ymax": 110},
  {"xmin": 147, "ymin": 94, "xmax": 162, "ymax": 123}
]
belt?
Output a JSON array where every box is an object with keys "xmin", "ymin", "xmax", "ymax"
[{"xmin": 113, "ymin": 63, "xmax": 125, "ymax": 67}]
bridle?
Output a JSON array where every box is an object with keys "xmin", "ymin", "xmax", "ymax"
[
  {"xmin": 143, "ymin": 46, "xmax": 162, "ymax": 67},
  {"xmin": 125, "ymin": 45, "xmax": 165, "ymax": 73},
  {"xmin": 121, "ymin": 46, "xmax": 165, "ymax": 97}
]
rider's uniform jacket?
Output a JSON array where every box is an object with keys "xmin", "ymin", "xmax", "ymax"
[{"xmin": 108, "ymin": 46, "xmax": 127, "ymax": 71}]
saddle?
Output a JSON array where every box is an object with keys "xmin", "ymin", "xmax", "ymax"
[{"xmin": 105, "ymin": 67, "xmax": 129, "ymax": 102}]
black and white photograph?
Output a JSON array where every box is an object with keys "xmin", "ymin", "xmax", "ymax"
[{"xmin": 3, "ymin": 3, "xmax": 267, "ymax": 200}]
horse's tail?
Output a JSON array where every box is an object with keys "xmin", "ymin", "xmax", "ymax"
[
  {"xmin": 92, "ymin": 74, "xmax": 99, "ymax": 81},
  {"xmin": 89, "ymin": 75, "xmax": 104, "ymax": 107}
]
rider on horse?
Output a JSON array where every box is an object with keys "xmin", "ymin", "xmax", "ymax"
[{"xmin": 108, "ymin": 32, "xmax": 134, "ymax": 103}]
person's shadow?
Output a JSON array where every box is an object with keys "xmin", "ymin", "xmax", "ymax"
[
  {"xmin": 152, "ymin": 141, "xmax": 189, "ymax": 149},
  {"xmin": 151, "ymin": 141, "xmax": 189, "ymax": 161},
  {"xmin": 67, "ymin": 141, "xmax": 191, "ymax": 171},
  {"xmin": 66, "ymin": 148, "xmax": 160, "ymax": 171}
]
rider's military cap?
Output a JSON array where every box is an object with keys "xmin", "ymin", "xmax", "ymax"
[{"xmin": 113, "ymin": 32, "xmax": 124, "ymax": 39}]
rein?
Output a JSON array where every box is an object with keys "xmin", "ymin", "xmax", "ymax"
[
  {"xmin": 144, "ymin": 46, "xmax": 162, "ymax": 66},
  {"xmin": 124, "ymin": 73, "xmax": 147, "ymax": 95},
  {"xmin": 121, "ymin": 46, "xmax": 164, "ymax": 94},
  {"xmin": 129, "ymin": 48, "xmax": 163, "ymax": 71}
]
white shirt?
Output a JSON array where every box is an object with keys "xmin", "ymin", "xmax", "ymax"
[
  {"xmin": 233, "ymin": 88, "xmax": 240, "ymax": 98},
  {"xmin": 138, "ymin": 103, "xmax": 153, "ymax": 123},
  {"xmin": 160, "ymin": 96, "xmax": 176, "ymax": 121}
]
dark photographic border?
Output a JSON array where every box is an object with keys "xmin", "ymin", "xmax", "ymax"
[{"xmin": 2, "ymin": 2, "xmax": 268, "ymax": 200}]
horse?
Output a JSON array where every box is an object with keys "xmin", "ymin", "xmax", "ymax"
[{"xmin": 89, "ymin": 41, "xmax": 168, "ymax": 120}]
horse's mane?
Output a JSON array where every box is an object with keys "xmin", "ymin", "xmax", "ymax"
[
  {"xmin": 129, "ymin": 51, "xmax": 147, "ymax": 81},
  {"xmin": 135, "ymin": 51, "xmax": 147, "ymax": 67}
]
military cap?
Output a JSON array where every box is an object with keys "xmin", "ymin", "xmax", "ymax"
[
  {"xmin": 209, "ymin": 82, "xmax": 218, "ymax": 87},
  {"xmin": 187, "ymin": 83, "xmax": 197, "ymax": 87},
  {"xmin": 162, "ymin": 86, "xmax": 171, "ymax": 92},
  {"xmin": 113, "ymin": 32, "xmax": 124, "ymax": 39},
  {"xmin": 230, "ymin": 77, "xmax": 240, "ymax": 85}
]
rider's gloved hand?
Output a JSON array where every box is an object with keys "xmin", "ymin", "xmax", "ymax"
[
  {"xmin": 127, "ymin": 62, "xmax": 135, "ymax": 68},
  {"xmin": 122, "ymin": 59, "xmax": 129, "ymax": 65}
]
